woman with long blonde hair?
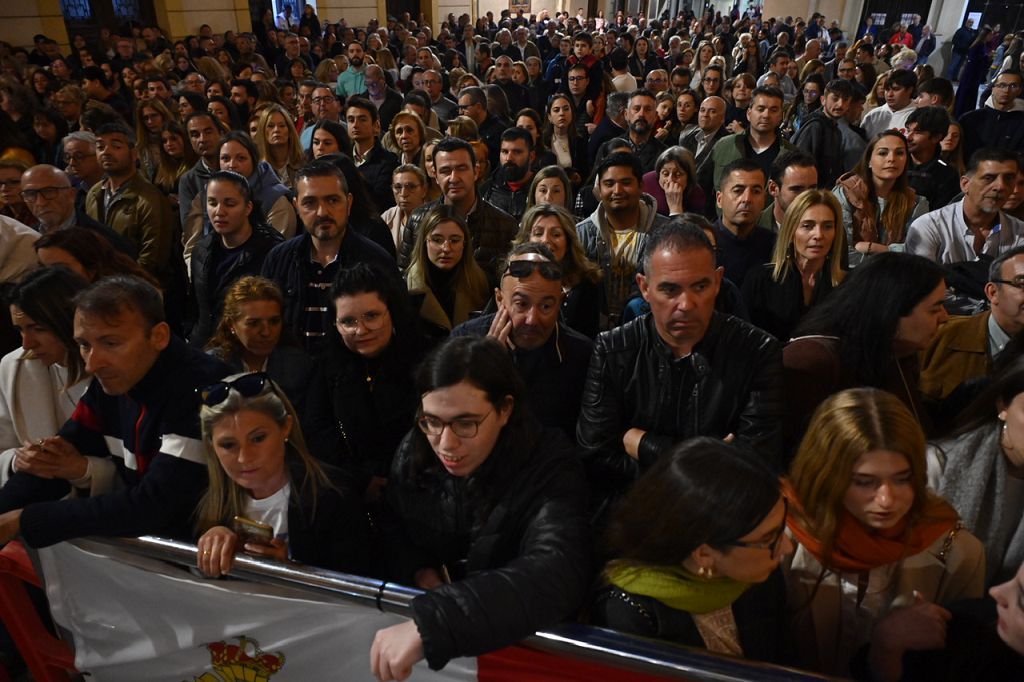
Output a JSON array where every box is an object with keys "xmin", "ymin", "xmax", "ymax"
[
  {"xmin": 783, "ymin": 388, "xmax": 984, "ymax": 675},
  {"xmin": 194, "ymin": 372, "xmax": 370, "ymax": 577},
  {"xmin": 742, "ymin": 189, "xmax": 846, "ymax": 341},
  {"xmin": 254, "ymin": 103, "xmax": 303, "ymax": 189}
]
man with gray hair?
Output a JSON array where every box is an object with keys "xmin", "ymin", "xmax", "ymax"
[
  {"xmin": 20, "ymin": 164, "xmax": 134, "ymax": 254},
  {"xmin": 63, "ymin": 131, "xmax": 104, "ymax": 192},
  {"xmin": 588, "ymin": 91, "xmax": 630, "ymax": 164}
]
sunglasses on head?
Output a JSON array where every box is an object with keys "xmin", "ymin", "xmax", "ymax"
[
  {"xmin": 199, "ymin": 372, "xmax": 272, "ymax": 406},
  {"xmin": 503, "ymin": 259, "xmax": 562, "ymax": 281}
]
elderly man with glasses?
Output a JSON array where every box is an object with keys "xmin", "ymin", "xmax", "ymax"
[{"xmin": 19, "ymin": 164, "xmax": 134, "ymax": 254}]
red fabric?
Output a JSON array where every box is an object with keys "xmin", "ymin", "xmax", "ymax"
[
  {"xmin": 782, "ymin": 479, "xmax": 959, "ymax": 572},
  {"xmin": 69, "ymin": 399, "xmax": 102, "ymax": 433},
  {"xmin": 478, "ymin": 644, "xmax": 684, "ymax": 681}
]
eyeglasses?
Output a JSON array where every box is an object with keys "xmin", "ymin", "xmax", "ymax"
[
  {"xmin": 702, "ymin": 77, "xmax": 720, "ymax": 83},
  {"xmin": 312, "ymin": 96, "xmax": 336, "ymax": 104},
  {"xmin": 336, "ymin": 308, "xmax": 389, "ymax": 333},
  {"xmin": 418, "ymin": 409, "xmax": 493, "ymax": 439},
  {"xmin": 429, "ymin": 235, "xmax": 464, "ymax": 247},
  {"xmin": 803, "ymin": 90, "xmax": 820, "ymax": 97},
  {"xmin": 457, "ymin": 103, "xmax": 472, "ymax": 110},
  {"xmin": 567, "ymin": 76, "xmax": 588, "ymax": 82},
  {"xmin": 198, "ymin": 372, "xmax": 272, "ymax": 406},
  {"xmin": 392, "ymin": 182, "xmax": 423, "ymax": 193},
  {"xmin": 20, "ymin": 186, "xmax": 71, "ymax": 202},
  {"xmin": 65, "ymin": 153, "xmax": 92, "ymax": 162},
  {"xmin": 503, "ymin": 259, "xmax": 562, "ymax": 280},
  {"xmin": 993, "ymin": 82, "xmax": 1023, "ymax": 90},
  {"xmin": 727, "ymin": 498, "xmax": 788, "ymax": 556},
  {"xmin": 992, "ymin": 278, "xmax": 1024, "ymax": 290}
]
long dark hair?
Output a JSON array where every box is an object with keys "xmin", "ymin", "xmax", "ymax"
[
  {"xmin": 606, "ymin": 437, "xmax": 780, "ymax": 567},
  {"xmin": 8, "ymin": 265, "xmax": 90, "ymax": 387},
  {"xmin": 402, "ymin": 337, "xmax": 533, "ymax": 521},
  {"xmin": 796, "ymin": 252, "xmax": 946, "ymax": 386}
]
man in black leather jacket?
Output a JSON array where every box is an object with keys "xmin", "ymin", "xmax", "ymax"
[
  {"xmin": 577, "ymin": 220, "xmax": 784, "ymax": 511},
  {"xmin": 479, "ymin": 128, "xmax": 536, "ymax": 223}
]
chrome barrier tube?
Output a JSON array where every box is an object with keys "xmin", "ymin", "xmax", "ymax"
[{"xmin": 83, "ymin": 536, "xmax": 838, "ymax": 682}]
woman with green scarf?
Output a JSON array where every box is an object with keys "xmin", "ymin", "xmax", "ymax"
[{"xmin": 590, "ymin": 437, "xmax": 793, "ymax": 663}]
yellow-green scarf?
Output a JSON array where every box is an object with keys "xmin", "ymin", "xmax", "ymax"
[{"xmin": 606, "ymin": 564, "xmax": 751, "ymax": 615}]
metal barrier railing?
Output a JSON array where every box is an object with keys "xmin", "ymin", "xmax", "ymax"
[{"xmin": 84, "ymin": 536, "xmax": 837, "ymax": 682}]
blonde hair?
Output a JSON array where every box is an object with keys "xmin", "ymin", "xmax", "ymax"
[
  {"xmin": 255, "ymin": 103, "xmax": 303, "ymax": 170},
  {"xmin": 194, "ymin": 372, "xmax": 331, "ymax": 534},
  {"xmin": 771, "ymin": 189, "xmax": 846, "ymax": 286},
  {"xmin": 408, "ymin": 204, "xmax": 489, "ymax": 315},
  {"xmin": 788, "ymin": 388, "xmax": 933, "ymax": 563},
  {"xmin": 515, "ymin": 203, "xmax": 602, "ymax": 287}
]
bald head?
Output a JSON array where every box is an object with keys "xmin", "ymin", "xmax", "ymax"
[
  {"xmin": 21, "ymin": 164, "xmax": 77, "ymax": 228},
  {"xmin": 698, "ymin": 96, "xmax": 726, "ymax": 132}
]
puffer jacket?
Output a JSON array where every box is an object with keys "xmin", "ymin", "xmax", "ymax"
[
  {"xmin": 398, "ymin": 196, "xmax": 518, "ymax": 277},
  {"xmin": 384, "ymin": 422, "xmax": 592, "ymax": 670},
  {"xmin": 577, "ymin": 312, "xmax": 783, "ymax": 505}
]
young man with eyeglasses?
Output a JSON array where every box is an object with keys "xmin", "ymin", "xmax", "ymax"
[
  {"xmin": 451, "ymin": 243, "xmax": 592, "ymax": 439},
  {"xmin": 959, "ymin": 70, "xmax": 1024, "ymax": 162},
  {"xmin": 299, "ymin": 85, "xmax": 342, "ymax": 150},
  {"xmin": 0, "ymin": 275, "xmax": 230, "ymax": 550},
  {"xmin": 921, "ymin": 247, "xmax": 1024, "ymax": 404}
]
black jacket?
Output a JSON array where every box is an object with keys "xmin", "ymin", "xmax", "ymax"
[
  {"xmin": 959, "ymin": 106, "xmax": 1024, "ymax": 162},
  {"xmin": 577, "ymin": 313, "xmax": 783, "ymax": 504},
  {"xmin": 478, "ymin": 113, "xmax": 513, "ymax": 171},
  {"xmin": 741, "ymin": 261, "xmax": 840, "ymax": 342},
  {"xmin": 261, "ymin": 230, "xmax": 398, "ymax": 343},
  {"xmin": 590, "ymin": 569, "xmax": 789, "ymax": 665},
  {"xmin": 188, "ymin": 223, "xmax": 284, "ymax": 347},
  {"xmin": 791, "ymin": 109, "xmax": 844, "ymax": 188},
  {"xmin": 384, "ymin": 423, "xmax": 592, "ymax": 670},
  {"xmin": 355, "ymin": 142, "xmax": 400, "ymax": 212},
  {"xmin": 451, "ymin": 313, "xmax": 593, "ymax": 438},
  {"xmin": 908, "ymin": 155, "xmax": 962, "ymax": 210},
  {"xmin": 479, "ymin": 168, "xmax": 531, "ymax": 223},
  {"xmin": 588, "ymin": 116, "xmax": 627, "ymax": 166},
  {"xmin": 398, "ymin": 197, "xmax": 518, "ymax": 279}
]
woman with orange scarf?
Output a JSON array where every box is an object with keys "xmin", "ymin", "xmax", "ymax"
[{"xmin": 782, "ymin": 387, "xmax": 985, "ymax": 675}]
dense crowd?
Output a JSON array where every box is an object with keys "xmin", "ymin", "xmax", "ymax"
[{"xmin": 2, "ymin": 5, "xmax": 1024, "ymax": 681}]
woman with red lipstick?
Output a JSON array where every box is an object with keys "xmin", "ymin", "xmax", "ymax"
[
  {"xmin": 371, "ymin": 336, "xmax": 591, "ymax": 679},
  {"xmin": 782, "ymin": 388, "xmax": 985, "ymax": 675},
  {"xmin": 742, "ymin": 189, "xmax": 846, "ymax": 342},
  {"xmin": 405, "ymin": 205, "xmax": 489, "ymax": 336}
]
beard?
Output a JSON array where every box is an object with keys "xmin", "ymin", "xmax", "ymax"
[
  {"xmin": 503, "ymin": 161, "xmax": 528, "ymax": 182},
  {"xmin": 629, "ymin": 118, "xmax": 651, "ymax": 136},
  {"xmin": 350, "ymin": 56, "xmax": 364, "ymax": 67}
]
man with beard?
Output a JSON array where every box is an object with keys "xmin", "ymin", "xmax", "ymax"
[
  {"xmin": 624, "ymin": 89, "xmax": 666, "ymax": 173},
  {"xmin": 713, "ymin": 159, "xmax": 773, "ymax": 286},
  {"xmin": 481, "ymin": 128, "xmax": 535, "ymax": 222},
  {"xmin": 229, "ymin": 79, "xmax": 258, "ymax": 126},
  {"xmin": 907, "ymin": 149, "xmax": 1024, "ymax": 265},
  {"xmin": 791, "ymin": 78, "xmax": 853, "ymax": 188},
  {"xmin": 337, "ymin": 41, "xmax": 368, "ymax": 97},
  {"xmin": 451, "ymin": 243, "xmax": 592, "ymax": 439},
  {"xmin": 261, "ymin": 161, "xmax": 396, "ymax": 354},
  {"xmin": 576, "ymin": 152, "xmax": 671, "ymax": 327}
]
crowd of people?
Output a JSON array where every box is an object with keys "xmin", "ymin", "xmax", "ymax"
[{"xmin": 2, "ymin": 4, "xmax": 1024, "ymax": 681}]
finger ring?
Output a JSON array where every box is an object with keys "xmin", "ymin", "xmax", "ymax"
[{"xmin": 203, "ymin": 550, "xmax": 210, "ymax": 555}]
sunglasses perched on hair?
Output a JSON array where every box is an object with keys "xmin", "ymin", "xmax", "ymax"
[
  {"xmin": 502, "ymin": 259, "xmax": 562, "ymax": 281},
  {"xmin": 199, "ymin": 372, "xmax": 272, "ymax": 406}
]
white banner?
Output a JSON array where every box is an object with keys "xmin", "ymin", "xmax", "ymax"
[{"xmin": 36, "ymin": 539, "xmax": 478, "ymax": 682}]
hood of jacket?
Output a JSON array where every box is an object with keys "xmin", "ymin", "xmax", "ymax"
[{"xmin": 588, "ymin": 192, "xmax": 660, "ymax": 239}]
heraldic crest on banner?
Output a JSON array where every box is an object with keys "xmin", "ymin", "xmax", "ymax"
[{"xmin": 188, "ymin": 636, "xmax": 286, "ymax": 682}]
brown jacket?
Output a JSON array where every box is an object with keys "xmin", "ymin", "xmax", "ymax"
[{"xmin": 920, "ymin": 311, "xmax": 991, "ymax": 401}]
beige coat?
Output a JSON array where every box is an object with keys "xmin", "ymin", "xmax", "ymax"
[{"xmin": 783, "ymin": 525, "xmax": 985, "ymax": 675}]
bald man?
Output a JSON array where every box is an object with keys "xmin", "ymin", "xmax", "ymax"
[
  {"xmin": 21, "ymin": 164, "xmax": 135, "ymax": 255},
  {"xmin": 679, "ymin": 96, "xmax": 728, "ymax": 171}
]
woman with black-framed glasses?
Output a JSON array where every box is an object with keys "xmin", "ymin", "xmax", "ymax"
[
  {"xmin": 371, "ymin": 335, "xmax": 591, "ymax": 678},
  {"xmin": 590, "ymin": 437, "xmax": 792, "ymax": 664},
  {"xmin": 194, "ymin": 370, "xmax": 371, "ymax": 578}
]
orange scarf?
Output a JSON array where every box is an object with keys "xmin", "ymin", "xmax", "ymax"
[{"xmin": 781, "ymin": 479, "xmax": 959, "ymax": 572}]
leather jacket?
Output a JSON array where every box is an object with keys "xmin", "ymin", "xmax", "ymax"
[{"xmin": 577, "ymin": 312, "xmax": 784, "ymax": 504}]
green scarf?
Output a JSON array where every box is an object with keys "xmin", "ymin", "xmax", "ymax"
[{"xmin": 606, "ymin": 564, "xmax": 751, "ymax": 615}]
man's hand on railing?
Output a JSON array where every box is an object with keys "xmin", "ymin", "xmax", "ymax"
[{"xmin": 370, "ymin": 619, "xmax": 424, "ymax": 682}]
